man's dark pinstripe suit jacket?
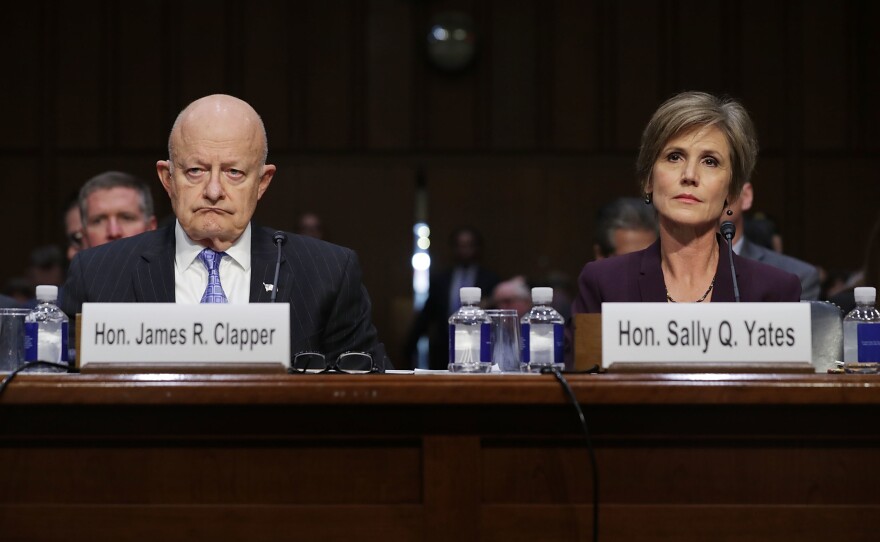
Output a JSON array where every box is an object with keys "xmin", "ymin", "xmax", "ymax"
[{"xmin": 60, "ymin": 224, "xmax": 389, "ymax": 369}]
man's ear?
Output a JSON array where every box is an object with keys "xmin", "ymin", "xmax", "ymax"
[
  {"xmin": 156, "ymin": 160, "xmax": 174, "ymax": 196},
  {"xmin": 256, "ymin": 164, "xmax": 276, "ymax": 200}
]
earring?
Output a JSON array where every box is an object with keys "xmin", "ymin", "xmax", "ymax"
[
  {"xmin": 644, "ymin": 193, "xmax": 652, "ymax": 205},
  {"xmin": 726, "ymin": 209, "xmax": 733, "ymax": 216}
]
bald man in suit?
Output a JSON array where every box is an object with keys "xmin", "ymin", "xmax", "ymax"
[{"xmin": 61, "ymin": 94, "xmax": 388, "ymax": 368}]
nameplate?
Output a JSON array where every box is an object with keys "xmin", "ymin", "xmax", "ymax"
[
  {"xmin": 601, "ymin": 302, "xmax": 811, "ymax": 366},
  {"xmin": 79, "ymin": 303, "xmax": 290, "ymax": 368}
]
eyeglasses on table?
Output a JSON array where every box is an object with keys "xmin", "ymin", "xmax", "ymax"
[{"xmin": 290, "ymin": 351, "xmax": 378, "ymax": 374}]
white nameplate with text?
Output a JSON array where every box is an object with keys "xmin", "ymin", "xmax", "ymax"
[
  {"xmin": 79, "ymin": 303, "xmax": 290, "ymax": 367},
  {"xmin": 601, "ymin": 302, "xmax": 811, "ymax": 366}
]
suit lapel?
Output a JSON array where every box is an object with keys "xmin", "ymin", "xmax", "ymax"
[
  {"xmin": 638, "ymin": 236, "xmax": 739, "ymax": 303},
  {"xmin": 713, "ymin": 235, "xmax": 737, "ymax": 302},
  {"xmin": 249, "ymin": 227, "xmax": 291, "ymax": 303},
  {"xmin": 134, "ymin": 227, "xmax": 175, "ymax": 302},
  {"xmin": 129, "ymin": 225, "xmax": 293, "ymax": 304},
  {"xmin": 638, "ymin": 240, "xmax": 667, "ymax": 302}
]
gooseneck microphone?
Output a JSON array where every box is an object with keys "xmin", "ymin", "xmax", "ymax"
[
  {"xmin": 271, "ymin": 231, "xmax": 288, "ymax": 303},
  {"xmin": 720, "ymin": 221, "xmax": 740, "ymax": 302}
]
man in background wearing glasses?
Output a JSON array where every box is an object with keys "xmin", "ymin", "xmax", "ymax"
[
  {"xmin": 63, "ymin": 193, "xmax": 84, "ymax": 261},
  {"xmin": 61, "ymin": 94, "xmax": 388, "ymax": 370}
]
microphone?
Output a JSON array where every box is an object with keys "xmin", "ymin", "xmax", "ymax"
[
  {"xmin": 720, "ymin": 221, "xmax": 740, "ymax": 302},
  {"xmin": 271, "ymin": 231, "xmax": 287, "ymax": 303}
]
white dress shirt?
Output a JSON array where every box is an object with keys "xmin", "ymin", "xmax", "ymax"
[{"xmin": 174, "ymin": 221, "xmax": 252, "ymax": 304}]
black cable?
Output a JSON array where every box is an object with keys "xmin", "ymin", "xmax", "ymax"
[
  {"xmin": 271, "ymin": 241, "xmax": 282, "ymax": 303},
  {"xmin": 542, "ymin": 365, "xmax": 599, "ymax": 542},
  {"xmin": 725, "ymin": 239, "xmax": 740, "ymax": 303},
  {"xmin": 565, "ymin": 364, "xmax": 602, "ymax": 374},
  {"xmin": 0, "ymin": 361, "xmax": 74, "ymax": 399}
]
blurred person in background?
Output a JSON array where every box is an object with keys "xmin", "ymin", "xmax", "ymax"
[
  {"xmin": 3, "ymin": 246, "xmax": 67, "ymax": 308},
  {"xmin": 491, "ymin": 276, "xmax": 532, "ymax": 318},
  {"xmin": 63, "ymin": 192, "xmax": 84, "ymax": 261},
  {"xmin": 743, "ymin": 212, "xmax": 780, "ymax": 252},
  {"xmin": 593, "ymin": 197, "xmax": 658, "ymax": 260},
  {"xmin": 79, "ymin": 171, "xmax": 157, "ymax": 248},
  {"xmin": 28, "ymin": 245, "xmax": 65, "ymax": 287},
  {"xmin": 541, "ymin": 270, "xmax": 573, "ymax": 322},
  {"xmin": 404, "ymin": 226, "xmax": 499, "ymax": 369},
  {"xmin": 725, "ymin": 182, "xmax": 820, "ymax": 300},
  {"xmin": 297, "ymin": 212, "xmax": 324, "ymax": 240},
  {"xmin": 0, "ymin": 289, "xmax": 20, "ymax": 308},
  {"xmin": 830, "ymin": 212, "xmax": 880, "ymax": 313},
  {"xmin": 822, "ymin": 268, "xmax": 855, "ymax": 301}
]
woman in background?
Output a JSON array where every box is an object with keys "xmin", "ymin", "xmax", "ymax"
[
  {"xmin": 573, "ymin": 91, "xmax": 800, "ymax": 312},
  {"xmin": 829, "ymin": 213, "xmax": 880, "ymax": 313}
]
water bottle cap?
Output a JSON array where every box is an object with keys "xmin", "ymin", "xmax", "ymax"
[
  {"xmin": 459, "ymin": 287, "xmax": 481, "ymax": 304},
  {"xmin": 532, "ymin": 287, "xmax": 553, "ymax": 304},
  {"xmin": 854, "ymin": 286, "xmax": 876, "ymax": 305},
  {"xmin": 35, "ymin": 285, "xmax": 58, "ymax": 302}
]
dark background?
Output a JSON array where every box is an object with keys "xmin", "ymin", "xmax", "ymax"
[{"xmin": 1, "ymin": 0, "xmax": 877, "ymax": 361}]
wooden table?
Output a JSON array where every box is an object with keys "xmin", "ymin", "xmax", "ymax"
[{"xmin": 1, "ymin": 372, "xmax": 879, "ymax": 541}]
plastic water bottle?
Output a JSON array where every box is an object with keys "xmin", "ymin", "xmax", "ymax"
[
  {"xmin": 24, "ymin": 285, "xmax": 69, "ymax": 371},
  {"xmin": 448, "ymin": 287, "xmax": 491, "ymax": 372},
  {"xmin": 843, "ymin": 286, "xmax": 880, "ymax": 374},
  {"xmin": 521, "ymin": 287, "xmax": 565, "ymax": 370}
]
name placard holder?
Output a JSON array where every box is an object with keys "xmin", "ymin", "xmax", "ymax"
[
  {"xmin": 78, "ymin": 303, "xmax": 291, "ymax": 373},
  {"xmin": 600, "ymin": 302, "xmax": 813, "ymax": 373}
]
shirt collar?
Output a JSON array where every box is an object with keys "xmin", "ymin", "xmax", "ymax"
[
  {"xmin": 732, "ymin": 236, "xmax": 744, "ymax": 255},
  {"xmin": 175, "ymin": 221, "xmax": 252, "ymax": 272}
]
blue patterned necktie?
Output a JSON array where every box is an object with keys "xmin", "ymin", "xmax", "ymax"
[{"xmin": 198, "ymin": 248, "xmax": 229, "ymax": 303}]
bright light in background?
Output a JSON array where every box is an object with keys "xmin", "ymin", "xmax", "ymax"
[
  {"xmin": 431, "ymin": 26, "xmax": 449, "ymax": 41},
  {"xmin": 413, "ymin": 271, "xmax": 429, "ymax": 294},
  {"xmin": 411, "ymin": 252, "xmax": 431, "ymax": 271},
  {"xmin": 412, "ymin": 180, "xmax": 431, "ymax": 368},
  {"xmin": 412, "ymin": 222, "xmax": 431, "ymax": 310}
]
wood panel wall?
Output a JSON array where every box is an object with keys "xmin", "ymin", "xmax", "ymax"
[{"xmin": 1, "ymin": 0, "xmax": 877, "ymax": 364}]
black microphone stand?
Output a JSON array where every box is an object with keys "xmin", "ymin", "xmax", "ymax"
[
  {"xmin": 271, "ymin": 232, "xmax": 287, "ymax": 303},
  {"xmin": 720, "ymin": 221, "xmax": 740, "ymax": 303}
]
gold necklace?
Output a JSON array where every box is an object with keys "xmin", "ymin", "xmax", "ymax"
[{"xmin": 666, "ymin": 275, "xmax": 716, "ymax": 303}]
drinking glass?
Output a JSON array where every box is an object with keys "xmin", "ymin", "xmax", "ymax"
[
  {"xmin": 0, "ymin": 308, "xmax": 30, "ymax": 372},
  {"xmin": 486, "ymin": 309, "xmax": 523, "ymax": 372}
]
